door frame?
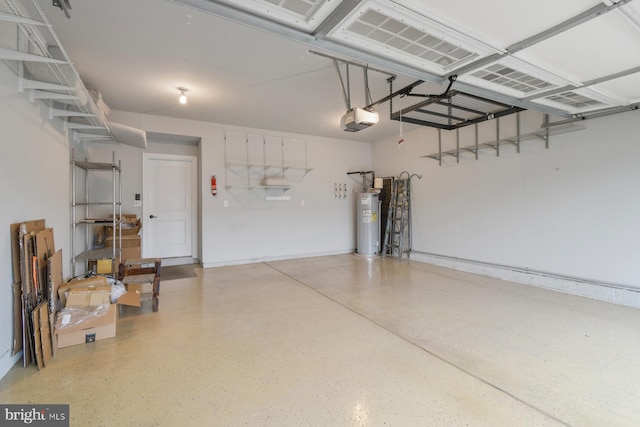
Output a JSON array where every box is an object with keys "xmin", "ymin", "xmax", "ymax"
[{"xmin": 141, "ymin": 153, "xmax": 198, "ymax": 261}]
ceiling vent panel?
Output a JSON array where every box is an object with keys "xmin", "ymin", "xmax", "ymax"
[
  {"xmin": 457, "ymin": 57, "xmax": 577, "ymax": 98},
  {"xmin": 215, "ymin": 0, "xmax": 340, "ymax": 32},
  {"xmin": 532, "ymin": 87, "xmax": 626, "ymax": 114},
  {"xmin": 327, "ymin": 0, "xmax": 498, "ymax": 76}
]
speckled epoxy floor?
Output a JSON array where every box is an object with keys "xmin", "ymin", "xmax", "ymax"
[{"xmin": 1, "ymin": 254, "xmax": 640, "ymax": 426}]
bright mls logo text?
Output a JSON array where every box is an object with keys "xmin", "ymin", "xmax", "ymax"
[{"xmin": 1, "ymin": 405, "xmax": 68, "ymax": 426}]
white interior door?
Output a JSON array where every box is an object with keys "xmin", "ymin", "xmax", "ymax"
[{"xmin": 142, "ymin": 153, "xmax": 196, "ymax": 258}]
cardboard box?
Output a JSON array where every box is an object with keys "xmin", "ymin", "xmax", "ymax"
[
  {"xmin": 105, "ymin": 235, "xmax": 141, "ymax": 262},
  {"xmin": 64, "ymin": 285, "xmax": 111, "ymax": 308},
  {"xmin": 87, "ymin": 258, "xmax": 114, "ymax": 275},
  {"xmin": 55, "ymin": 304, "xmax": 117, "ymax": 348},
  {"xmin": 105, "ymin": 235, "xmax": 140, "ymax": 248},
  {"xmin": 55, "ymin": 276, "xmax": 141, "ymax": 348},
  {"xmin": 58, "ymin": 276, "xmax": 109, "ymax": 308},
  {"xmin": 105, "ymin": 214, "xmax": 142, "ymax": 237},
  {"xmin": 120, "ymin": 247, "xmax": 141, "ymax": 262}
]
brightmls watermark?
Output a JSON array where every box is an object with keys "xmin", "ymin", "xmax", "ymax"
[{"xmin": 0, "ymin": 405, "xmax": 68, "ymax": 426}]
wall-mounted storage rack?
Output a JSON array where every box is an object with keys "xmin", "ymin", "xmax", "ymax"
[
  {"xmin": 223, "ymin": 131, "xmax": 312, "ymax": 192},
  {"xmin": 0, "ymin": 0, "xmax": 115, "ymax": 143},
  {"xmin": 422, "ymin": 113, "xmax": 585, "ymax": 165}
]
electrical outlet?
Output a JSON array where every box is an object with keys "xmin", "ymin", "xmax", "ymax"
[{"xmin": 223, "ymin": 200, "xmax": 228, "ymax": 207}]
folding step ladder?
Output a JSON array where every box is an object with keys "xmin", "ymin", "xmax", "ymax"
[{"xmin": 382, "ymin": 171, "xmax": 421, "ymax": 260}]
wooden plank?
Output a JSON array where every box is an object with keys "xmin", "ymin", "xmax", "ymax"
[
  {"xmin": 48, "ymin": 250, "xmax": 63, "ymax": 314},
  {"xmin": 12, "ymin": 282, "xmax": 22, "ymax": 356},
  {"xmin": 39, "ymin": 303, "xmax": 52, "ymax": 367},
  {"xmin": 48, "ymin": 250, "xmax": 63, "ymax": 357},
  {"xmin": 21, "ymin": 232, "xmax": 39, "ymax": 367},
  {"xmin": 21, "ymin": 296, "xmax": 31, "ymax": 366},
  {"xmin": 21, "ymin": 234, "xmax": 34, "ymax": 298},
  {"xmin": 10, "ymin": 219, "xmax": 45, "ymax": 284},
  {"xmin": 32, "ymin": 304, "xmax": 43, "ymax": 370},
  {"xmin": 35, "ymin": 228, "xmax": 55, "ymax": 303}
]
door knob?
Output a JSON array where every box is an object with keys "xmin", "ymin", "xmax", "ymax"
[{"xmin": 149, "ymin": 215, "xmax": 156, "ymax": 219}]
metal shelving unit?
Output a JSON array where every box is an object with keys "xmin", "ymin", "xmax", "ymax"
[{"xmin": 71, "ymin": 151, "xmax": 122, "ymax": 276}]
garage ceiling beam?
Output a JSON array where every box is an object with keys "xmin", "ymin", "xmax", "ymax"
[{"xmin": 313, "ymin": 0, "xmax": 362, "ymax": 37}]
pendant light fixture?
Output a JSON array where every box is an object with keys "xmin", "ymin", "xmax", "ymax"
[{"xmin": 178, "ymin": 87, "xmax": 188, "ymax": 104}]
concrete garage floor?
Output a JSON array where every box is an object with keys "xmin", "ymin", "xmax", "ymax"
[{"xmin": 1, "ymin": 254, "xmax": 640, "ymax": 426}]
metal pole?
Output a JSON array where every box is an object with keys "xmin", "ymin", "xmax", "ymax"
[
  {"xmin": 516, "ymin": 111, "xmax": 521, "ymax": 154},
  {"xmin": 438, "ymin": 129, "xmax": 442, "ymax": 166},
  {"xmin": 71, "ymin": 151, "xmax": 76, "ymax": 275},
  {"xmin": 223, "ymin": 132, "xmax": 228, "ymax": 190},
  {"xmin": 346, "ymin": 64, "xmax": 351, "ymax": 110},
  {"xmin": 474, "ymin": 124, "xmax": 479, "ymax": 160},
  {"xmin": 112, "ymin": 152, "xmax": 117, "ymax": 266},
  {"xmin": 456, "ymin": 128, "xmax": 460, "ymax": 163},
  {"xmin": 281, "ymin": 138, "xmax": 285, "ymax": 179},
  {"xmin": 118, "ymin": 159, "xmax": 122, "ymax": 264},
  {"xmin": 388, "ymin": 77, "xmax": 394, "ymax": 118},
  {"xmin": 332, "ymin": 59, "xmax": 350, "ymax": 110},
  {"xmin": 544, "ymin": 113, "xmax": 550, "ymax": 149},
  {"xmin": 496, "ymin": 117, "xmax": 500, "ymax": 157},
  {"xmin": 245, "ymin": 134, "xmax": 250, "ymax": 188},
  {"xmin": 364, "ymin": 66, "xmax": 371, "ymax": 106}
]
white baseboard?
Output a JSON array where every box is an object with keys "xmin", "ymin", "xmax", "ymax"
[
  {"xmin": 202, "ymin": 249, "xmax": 354, "ymax": 268},
  {"xmin": 0, "ymin": 350, "xmax": 21, "ymax": 381},
  {"xmin": 410, "ymin": 251, "xmax": 640, "ymax": 309},
  {"xmin": 161, "ymin": 257, "xmax": 199, "ymax": 267}
]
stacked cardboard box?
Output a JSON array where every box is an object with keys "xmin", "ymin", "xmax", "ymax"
[
  {"xmin": 104, "ymin": 213, "xmax": 141, "ymax": 237},
  {"xmin": 106, "ymin": 235, "xmax": 141, "ymax": 261},
  {"xmin": 103, "ymin": 213, "xmax": 142, "ymax": 261}
]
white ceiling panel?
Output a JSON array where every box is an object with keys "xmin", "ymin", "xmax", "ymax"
[
  {"xmin": 616, "ymin": 0, "xmax": 640, "ymax": 30},
  {"xmin": 514, "ymin": 11, "xmax": 640, "ymax": 82},
  {"xmin": 214, "ymin": 0, "xmax": 341, "ymax": 31},
  {"xmin": 327, "ymin": 0, "xmax": 499, "ymax": 76},
  {"xmin": 393, "ymin": 0, "xmax": 603, "ymax": 49},
  {"xmin": 592, "ymin": 72, "xmax": 640, "ymax": 103}
]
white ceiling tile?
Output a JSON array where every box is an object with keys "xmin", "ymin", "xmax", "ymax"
[
  {"xmin": 616, "ymin": 1, "xmax": 640, "ymax": 32},
  {"xmin": 514, "ymin": 12, "xmax": 640, "ymax": 82},
  {"xmin": 592, "ymin": 72, "xmax": 640, "ymax": 104},
  {"xmin": 215, "ymin": 0, "xmax": 340, "ymax": 31}
]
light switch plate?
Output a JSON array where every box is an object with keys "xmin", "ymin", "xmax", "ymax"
[{"xmin": 134, "ymin": 200, "xmax": 142, "ymax": 207}]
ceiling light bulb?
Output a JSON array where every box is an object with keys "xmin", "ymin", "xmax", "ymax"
[{"xmin": 178, "ymin": 88, "xmax": 188, "ymax": 104}]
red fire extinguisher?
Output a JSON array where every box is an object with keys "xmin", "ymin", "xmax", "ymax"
[{"xmin": 211, "ymin": 175, "xmax": 217, "ymax": 197}]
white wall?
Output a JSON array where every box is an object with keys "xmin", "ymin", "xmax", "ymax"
[
  {"xmin": 0, "ymin": 62, "xmax": 73, "ymax": 378},
  {"xmin": 108, "ymin": 111, "xmax": 372, "ymax": 267},
  {"xmin": 373, "ymin": 109, "xmax": 640, "ymax": 292}
]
